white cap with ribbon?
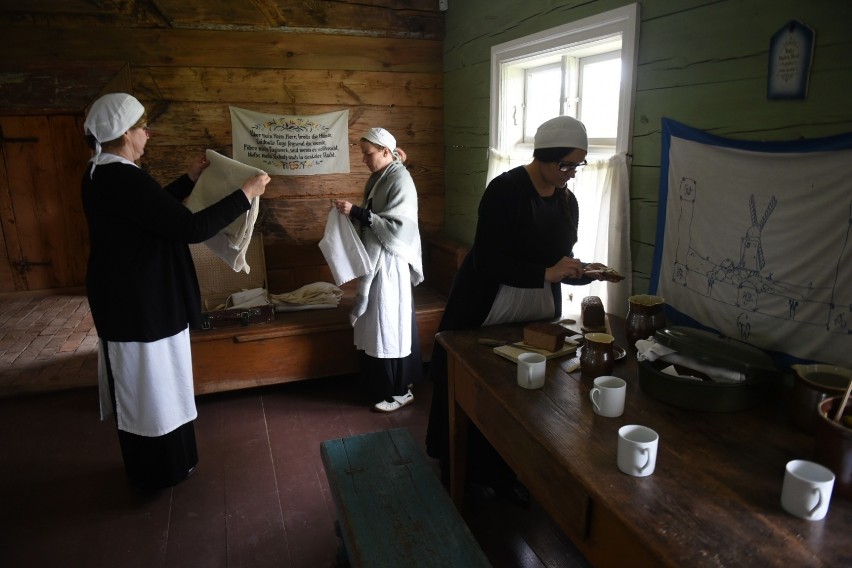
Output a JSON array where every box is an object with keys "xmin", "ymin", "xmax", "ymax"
[
  {"xmin": 83, "ymin": 93, "xmax": 145, "ymax": 176},
  {"xmin": 362, "ymin": 127, "xmax": 397, "ymax": 153}
]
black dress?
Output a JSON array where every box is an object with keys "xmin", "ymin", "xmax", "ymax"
[
  {"xmin": 425, "ymin": 166, "xmax": 590, "ymax": 489},
  {"xmin": 82, "ymin": 159, "xmax": 249, "ymax": 489}
]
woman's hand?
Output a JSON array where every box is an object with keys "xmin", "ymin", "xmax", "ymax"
[
  {"xmin": 241, "ymin": 173, "xmax": 271, "ymax": 200},
  {"xmin": 187, "ymin": 156, "xmax": 210, "ymax": 183},
  {"xmin": 545, "ymin": 257, "xmax": 584, "ymax": 282},
  {"xmin": 332, "ymin": 199, "xmax": 353, "ymax": 216}
]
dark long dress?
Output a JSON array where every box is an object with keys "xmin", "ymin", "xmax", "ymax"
[
  {"xmin": 425, "ymin": 166, "xmax": 591, "ymax": 489},
  {"xmin": 82, "ymin": 159, "xmax": 250, "ymax": 489}
]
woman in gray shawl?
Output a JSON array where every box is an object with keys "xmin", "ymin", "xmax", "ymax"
[{"xmin": 333, "ymin": 128, "xmax": 424, "ymax": 412}]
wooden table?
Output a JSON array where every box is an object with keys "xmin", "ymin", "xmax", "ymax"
[{"xmin": 440, "ymin": 315, "xmax": 851, "ymax": 567}]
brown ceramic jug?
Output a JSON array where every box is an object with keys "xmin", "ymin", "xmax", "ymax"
[
  {"xmin": 625, "ymin": 294, "xmax": 666, "ymax": 351},
  {"xmin": 580, "ymin": 332, "xmax": 615, "ymax": 378},
  {"xmin": 815, "ymin": 397, "xmax": 852, "ymax": 500}
]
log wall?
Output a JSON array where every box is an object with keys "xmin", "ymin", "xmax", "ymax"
[{"xmin": 0, "ymin": 1, "xmax": 443, "ymax": 293}]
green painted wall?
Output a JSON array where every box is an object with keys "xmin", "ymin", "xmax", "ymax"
[{"xmin": 442, "ymin": 0, "xmax": 852, "ymax": 295}]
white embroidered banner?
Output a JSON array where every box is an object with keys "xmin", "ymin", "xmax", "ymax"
[
  {"xmin": 230, "ymin": 107, "xmax": 350, "ymax": 175},
  {"xmin": 651, "ymin": 118, "xmax": 852, "ymax": 365}
]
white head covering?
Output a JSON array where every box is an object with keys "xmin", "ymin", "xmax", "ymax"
[
  {"xmin": 533, "ymin": 116, "xmax": 588, "ymax": 151},
  {"xmin": 362, "ymin": 127, "xmax": 399, "ymax": 159},
  {"xmin": 84, "ymin": 93, "xmax": 145, "ymax": 177}
]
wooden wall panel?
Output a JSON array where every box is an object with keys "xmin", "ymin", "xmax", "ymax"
[
  {"xmin": 132, "ymin": 67, "xmax": 442, "ymax": 108},
  {"xmin": 0, "ymin": 0, "xmax": 445, "ymax": 283},
  {"xmin": 133, "ymin": 102, "xmax": 443, "ymax": 147},
  {"xmin": 0, "ymin": 27, "xmax": 443, "ymax": 73}
]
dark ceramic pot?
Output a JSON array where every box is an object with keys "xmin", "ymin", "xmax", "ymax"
[
  {"xmin": 625, "ymin": 295, "xmax": 666, "ymax": 351},
  {"xmin": 580, "ymin": 332, "xmax": 614, "ymax": 378},
  {"xmin": 815, "ymin": 397, "xmax": 852, "ymax": 500},
  {"xmin": 791, "ymin": 364, "xmax": 851, "ymax": 433}
]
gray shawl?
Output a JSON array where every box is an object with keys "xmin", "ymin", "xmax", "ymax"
[{"xmin": 352, "ymin": 160, "xmax": 423, "ymax": 322}]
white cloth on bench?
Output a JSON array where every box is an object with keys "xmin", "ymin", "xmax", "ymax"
[
  {"xmin": 184, "ymin": 150, "xmax": 265, "ymax": 274},
  {"xmin": 270, "ymin": 282, "xmax": 342, "ymax": 311}
]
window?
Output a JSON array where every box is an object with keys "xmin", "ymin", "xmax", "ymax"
[
  {"xmin": 489, "ymin": 4, "xmax": 639, "ymax": 317},
  {"xmin": 518, "ymin": 43, "xmax": 622, "ymax": 158}
]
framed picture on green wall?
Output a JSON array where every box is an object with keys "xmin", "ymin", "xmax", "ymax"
[{"xmin": 767, "ymin": 20, "xmax": 815, "ymax": 100}]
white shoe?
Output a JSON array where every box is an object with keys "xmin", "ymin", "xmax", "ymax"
[{"xmin": 373, "ymin": 390, "xmax": 414, "ymax": 413}]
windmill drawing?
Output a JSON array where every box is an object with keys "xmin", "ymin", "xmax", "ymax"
[{"xmin": 739, "ymin": 194, "xmax": 777, "ymax": 272}]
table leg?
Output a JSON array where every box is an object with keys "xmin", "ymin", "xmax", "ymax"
[{"xmin": 447, "ymin": 354, "xmax": 469, "ymax": 508}]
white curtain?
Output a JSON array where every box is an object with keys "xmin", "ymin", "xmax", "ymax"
[{"xmin": 562, "ymin": 152, "xmax": 632, "ymax": 318}]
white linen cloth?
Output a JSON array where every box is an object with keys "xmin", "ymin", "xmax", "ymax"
[
  {"xmin": 635, "ymin": 337, "xmax": 746, "ymax": 383},
  {"xmin": 97, "ymin": 327, "xmax": 197, "ymax": 437},
  {"xmin": 184, "ymin": 149, "xmax": 265, "ymax": 273},
  {"xmin": 270, "ymin": 282, "xmax": 342, "ymax": 312},
  {"xmin": 225, "ymin": 287, "xmax": 270, "ymax": 309},
  {"xmin": 318, "ymin": 207, "xmax": 371, "ymax": 285}
]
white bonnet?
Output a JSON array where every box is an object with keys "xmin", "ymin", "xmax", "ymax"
[
  {"xmin": 533, "ymin": 116, "xmax": 588, "ymax": 151},
  {"xmin": 361, "ymin": 127, "xmax": 397, "ymax": 152},
  {"xmin": 84, "ymin": 93, "xmax": 145, "ymax": 144},
  {"xmin": 83, "ymin": 93, "xmax": 145, "ymax": 177}
]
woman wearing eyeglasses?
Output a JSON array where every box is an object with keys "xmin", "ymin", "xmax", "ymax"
[
  {"xmin": 82, "ymin": 93, "xmax": 270, "ymax": 490},
  {"xmin": 425, "ymin": 116, "xmax": 616, "ymax": 503}
]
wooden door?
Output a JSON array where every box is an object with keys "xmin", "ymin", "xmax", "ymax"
[{"xmin": 0, "ymin": 115, "xmax": 91, "ymax": 292}]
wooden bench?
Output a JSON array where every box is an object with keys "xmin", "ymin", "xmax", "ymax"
[
  {"xmin": 320, "ymin": 428, "xmax": 491, "ymax": 568},
  {"xmin": 190, "ymin": 233, "xmax": 468, "ymax": 395}
]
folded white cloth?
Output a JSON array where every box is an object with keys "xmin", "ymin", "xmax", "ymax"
[
  {"xmin": 184, "ymin": 150, "xmax": 265, "ymax": 273},
  {"xmin": 318, "ymin": 207, "xmax": 371, "ymax": 285},
  {"xmin": 270, "ymin": 282, "xmax": 343, "ymax": 307},
  {"xmin": 225, "ymin": 287, "xmax": 270, "ymax": 310},
  {"xmin": 636, "ymin": 337, "xmax": 745, "ymax": 383}
]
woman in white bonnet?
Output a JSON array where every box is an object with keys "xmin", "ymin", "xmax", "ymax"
[
  {"xmin": 333, "ymin": 128, "xmax": 424, "ymax": 412},
  {"xmin": 81, "ymin": 93, "xmax": 270, "ymax": 489},
  {"xmin": 425, "ymin": 116, "xmax": 617, "ymax": 503}
]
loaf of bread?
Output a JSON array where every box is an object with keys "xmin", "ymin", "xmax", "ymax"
[
  {"xmin": 581, "ymin": 296, "xmax": 606, "ymax": 330},
  {"xmin": 523, "ymin": 322, "xmax": 569, "ymax": 352}
]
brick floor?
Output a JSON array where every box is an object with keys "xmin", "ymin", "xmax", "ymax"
[{"xmin": 0, "ymin": 293, "xmax": 99, "ymax": 398}]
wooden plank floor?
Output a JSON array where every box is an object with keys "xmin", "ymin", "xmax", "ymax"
[{"xmin": 0, "ymin": 292, "xmax": 589, "ymax": 568}]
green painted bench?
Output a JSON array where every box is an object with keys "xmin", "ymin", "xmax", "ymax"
[{"xmin": 320, "ymin": 428, "xmax": 491, "ymax": 568}]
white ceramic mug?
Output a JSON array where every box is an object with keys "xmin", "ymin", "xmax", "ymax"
[
  {"xmin": 589, "ymin": 376, "xmax": 626, "ymax": 417},
  {"xmin": 517, "ymin": 352, "xmax": 546, "ymax": 389},
  {"xmin": 781, "ymin": 459, "xmax": 835, "ymax": 521},
  {"xmin": 617, "ymin": 425, "xmax": 659, "ymax": 477}
]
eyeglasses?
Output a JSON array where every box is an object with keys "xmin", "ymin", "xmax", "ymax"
[
  {"xmin": 142, "ymin": 126, "xmax": 152, "ymax": 138},
  {"xmin": 557, "ymin": 159, "xmax": 587, "ymax": 172}
]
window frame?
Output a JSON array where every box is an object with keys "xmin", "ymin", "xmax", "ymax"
[{"xmin": 489, "ymin": 3, "xmax": 639, "ymax": 159}]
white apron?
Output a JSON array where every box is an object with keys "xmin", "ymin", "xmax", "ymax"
[
  {"xmin": 482, "ymin": 283, "xmax": 555, "ymax": 326},
  {"xmin": 97, "ymin": 327, "xmax": 197, "ymax": 437},
  {"xmin": 353, "ymin": 250, "xmax": 413, "ymax": 359}
]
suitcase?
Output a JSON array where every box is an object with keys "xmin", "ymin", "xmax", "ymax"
[{"xmin": 189, "ymin": 236, "xmax": 275, "ymax": 330}]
